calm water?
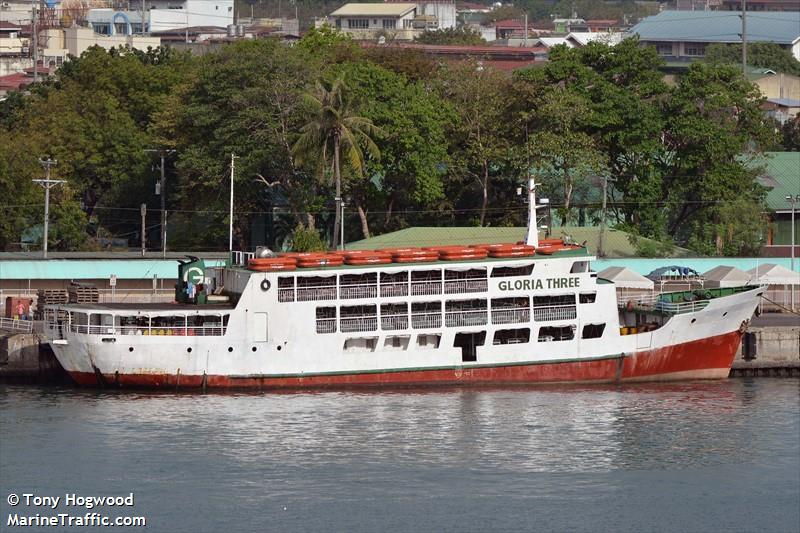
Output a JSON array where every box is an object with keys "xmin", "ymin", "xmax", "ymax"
[{"xmin": 1, "ymin": 379, "xmax": 798, "ymax": 533}]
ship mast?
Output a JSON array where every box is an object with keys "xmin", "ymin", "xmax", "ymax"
[{"xmin": 524, "ymin": 177, "xmax": 539, "ymax": 247}]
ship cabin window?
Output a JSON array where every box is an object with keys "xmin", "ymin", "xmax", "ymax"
[
  {"xmin": 116, "ymin": 316, "xmax": 146, "ymax": 335},
  {"xmin": 571, "ymin": 261, "xmax": 589, "ymax": 273},
  {"xmin": 69, "ymin": 312, "xmax": 88, "ymax": 333},
  {"xmin": 340, "ymin": 305, "xmax": 378, "ymax": 333},
  {"xmin": 148, "ymin": 316, "xmax": 185, "ymax": 336},
  {"xmin": 454, "ymin": 331, "xmax": 486, "ymax": 362},
  {"xmin": 493, "ymin": 328, "xmax": 530, "ymax": 345},
  {"xmin": 278, "ymin": 276, "xmax": 295, "ymax": 302},
  {"xmin": 491, "ymin": 297, "xmax": 530, "ymax": 324},
  {"xmin": 416, "ymin": 333, "xmax": 441, "ymax": 349},
  {"xmin": 296, "ymin": 275, "xmax": 336, "ymax": 301},
  {"xmin": 340, "ymin": 272, "xmax": 377, "ymax": 299},
  {"xmin": 381, "ymin": 303, "xmax": 408, "ymax": 331},
  {"xmin": 491, "ymin": 264, "xmax": 534, "ymax": 277},
  {"xmin": 380, "ymin": 271, "xmax": 408, "ymax": 297},
  {"xmin": 579, "ymin": 292, "xmax": 596, "ymax": 304},
  {"xmin": 89, "ymin": 313, "xmax": 114, "ymax": 335},
  {"xmin": 532, "ymin": 294, "xmax": 577, "ymax": 321},
  {"xmin": 411, "ymin": 269, "xmax": 442, "ymax": 296},
  {"xmin": 383, "ymin": 335, "xmax": 410, "ymax": 351},
  {"xmin": 316, "ymin": 307, "xmax": 337, "ymax": 334},
  {"xmin": 582, "ymin": 323, "xmax": 605, "ymax": 339},
  {"xmin": 444, "ymin": 267, "xmax": 488, "ymax": 294},
  {"xmin": 538, "ymin": 325, "xmax": 576, "ymax": 342},
  {"xmin": 186, "ymin": 315, "xmax": 227, "ymax": 335},
  {"xmin": 445, "ymin": 299, "xmax": 488, "ymax": 327},
  {"xmin": 343, "ymin": 337, "xmax": 378, "ymax": 352},
  {"xmin": 411, "ymin": 301, "xmax": 442, "ymax": 329}
]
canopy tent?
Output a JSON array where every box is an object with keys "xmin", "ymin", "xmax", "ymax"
[
  {"xmin": 702, "ymin": 265, "xmax": 752, "ymax": 288},
  {"xmin": 747, "ymin": 264, "xmax": 800, "ymax": 285},
  {"xmin": 597, "ymin": 266, "xmax": 654, "ymax": 290},
  {"xmin": 646, "ymin": 265, "xmax": 701, "ymax": 280}
]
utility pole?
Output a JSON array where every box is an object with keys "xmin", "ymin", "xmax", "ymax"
[
  {"xmin": 229, "ymin": 153, "xmax": 236, "ymax": 254},
  {"xmin": 523, "ymin": 14, "xmax": 528, "ymax": 47},
  {"xmin": 787, "ymin": 195, "xmax": 799, "ymax": 311},
  {"xmin": 32, "ymin": 3, "xmax": 38, "ymax": 83},
  {"xmin": 597, "ymin": 176, "xmax": 616, "ymax": 258},
  {"xmin": 140, "ymin": 203, "xmax": 147, "ymax": 257},
  {"xmin": 145, "ymin": 149, "xmax": 175, "ymax": 259},
  {"xmin": 741, "ymin": 0, "xmax": 747, "ymax": 74},
  {"xmin": 33, "ymin": 158, "xmax": 64, "ymax": 259}
]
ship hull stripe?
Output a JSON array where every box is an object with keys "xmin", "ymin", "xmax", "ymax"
[{"xmin": 64, "ymin": 330, "xmax": 742, "ymax": 389}]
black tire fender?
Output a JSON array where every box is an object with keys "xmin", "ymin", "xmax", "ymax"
[{"xmin": 260, "ymin": 278, "xmax": 271, "ymax": 292}]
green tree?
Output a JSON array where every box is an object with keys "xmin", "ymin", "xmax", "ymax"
[
  {"xmin": 415, "ymin": 27, "xmax": 485, "ymax": 45},
  {"xmin": 704, "ymin": 42, "xmax": 800, "ymax": 76},
  {"xmin": 782, "ymin": 115, "xmax": 800, "ymax": 151},
  {"xmin": 293, "ymin": 77, "xmax": 380, "ymax": 246}
]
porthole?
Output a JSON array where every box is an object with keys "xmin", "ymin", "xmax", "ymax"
[
  {"xmin": 187, "ymin": 347, "xmax": 192, "ymax": 353},
  {"xmin": 277, "ymin": 345, "xmax": 282, "ymax": 351},
  {"xmin": 129, "ymin": 347, "xmax": 134, "ymax": 352},
  {"xmin": 251, "ymin": 347, "xmax": 257, "ymax": 352},
  {"xmin": 723, "ymin": 312, "xmax": 728, "ymax": 317},
  {"xmin": 691, "ymin": 318, "xmax": 697, "ymax": 324},
  {"xmin": 228, "ymin": 347, "xmax": 234, "ymax": 352}
]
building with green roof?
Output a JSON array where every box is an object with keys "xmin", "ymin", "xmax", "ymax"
[{"xmin": 756, "ymin": 152, "xmax": 800, "ymax": 254}]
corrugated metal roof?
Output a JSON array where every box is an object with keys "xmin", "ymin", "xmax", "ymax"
[
  {"xmin": 631, "ymin": 10, "xmax": 800, "ymax": 44},
  {"xmin": 766, "ymin": 97, "xmax": 800, "ymax": 107},
  {"xmin": 756, "ymin": 152, "xmax": 800, "ymax": 211},
  {"xmin": 330, "ymin": 3, "xmax": 417, "ymax": 17}
]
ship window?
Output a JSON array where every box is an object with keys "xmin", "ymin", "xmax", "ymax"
[
  {"xmin": 381, "ymin": 303, "xmax": 408, "ymax": 330},
  {"xmin": 533, "ymin": 294, "xmax": 576, "ymax": 306},
  {"xmin": 340, "ymin": 305, "xmax": 378, "ymax": 333},
  {"xmin": 444, "ymin": 268, "xmax": 487, "ymax": 294},
  {"xmin": 380, "ymin": 271, "xmax": 408, "ymax": 297},
  {"xmin": 340, "ymin": 272, "xmax": 377, "ymax": 299},
  {"xmin": 343, "ymin": 337, "xmax": 378, "ymax": 352},
  {"xmin": 410, "ymin": 269, "xmax": 442, "ymax": 296},
  {"xmin": 445, "ymin": 299, "xmax": 488, "ymax": 327},
  {"xmin": 411, "ymin": 301, "xmax": 442, "ymax": 329},
  {"xmin": 570, "ymin": 261, "xmax": 588, "ymax": 273},
  {"xmin": 416, "ymin": 333, "xmax": 441, "ymax": 349},
  {"xmin": 493, "ymin": 328, "xmax": 530, "ymax": 345},
  {"xmin": 579, "ymin": 292, "xmax": 596, "ymax": 304},
  {"xmin": 491, "ymin": 297, "xmax": 530, "ymax": 324},
  {"xmin": 278, "ymin": 277, "xmax": 295, "ymax": 302},
  {"xmin": 582, "ymin": 323, "xmax": 605, "ymax": 339},
  {"xmin": 491, "ymin": 264, "xmax": 534, "ymax": 277},
  {"xmin": 316, "ymin": 307, "xmax": 337, "ymax": 334},
  {"xmin": 454, "ymin": 331, "xmax": 486, "ymax": 362},
  {"xmin": 538, "ymin": 325, "xmax": 576, "ymax": 342},
  {"xmin": 297, "ymin": 275, "xmax": 336, "ymax": 301},
  {"xmin": 383, "ymin": 335, "xmax": 410, "ymax": 351}
]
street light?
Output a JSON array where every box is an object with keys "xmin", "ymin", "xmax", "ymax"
[{"xmin": 786, "ymin": 194, "xmax": 799, "ymax": 311}]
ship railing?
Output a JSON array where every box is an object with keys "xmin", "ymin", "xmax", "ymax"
[
  {"xmin": 297, "ymin": 286, "xmax": 337, "ymax": 301},
  {"xmin": 340, "ymin": 285, "xmax": 378, "ymax": 300},
  {"xmin": 278, "ymin": 289, "xmax": 295, "ymax": 302},
  {"xmin": 445, "ymin": 310, "xmax": 488, "ymax": 327},
  {"xmin": 380, "ymin": 283, "xmax": 409, "ymax": 298},
  {"xmin": 231, "ymin": 251, "xmax": 255, "ymax": 267},
  {"xmin": 381, "ymin": 314, "xmax": 409, "ymax": 331},
  {"xmin": 410, "ymin": 281, "xmax": 442, "ymax": 296},
  {"xmin": 532, "ymin": 305, "xmax": 577, "ymax": 322},
  {"xmin": 491, "ymin": 308, "xmax": 530, "ymax": 324},
  {"xmin": 444, "ymin": 279, "xmax": 488, "ymax": 295},
  {"xmin": 0, "ymin": 317, "xmax": 33, "ymax": 333},
  {"xmin": 69, "ymin": 325, "xmax": 226, "ymax": 336},
  {"xmin": 622, "ymin": 294, "xmax": 711, "ymax": 315},
  {"xmin": 340, "ymin": 316, "xmax": 378, "ymax": 333},
  {"xmin": 411, "ymin": 312, "xmax": 442, "ymax": 329},
  {"xmin": 316, "ymin": 319, "xmax": 336, "ymax": 334}
]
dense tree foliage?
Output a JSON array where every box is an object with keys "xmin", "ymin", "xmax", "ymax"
[
  {"xmin": 415, "ymin": 28, "xmax": 485, "ymax": 46},
  {"xmin": 0, "ymin": 35, "xmax": 777, "ymax": 256},
  {"xmin": 704, "ymin": 43, "xmax": 800, "ymax": 77}
]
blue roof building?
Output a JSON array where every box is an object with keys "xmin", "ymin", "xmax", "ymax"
[{"xmin": 630, "ymin": 10, "xmax": 800, "ymax": 61}]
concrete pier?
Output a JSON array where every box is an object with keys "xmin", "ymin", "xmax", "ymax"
[
  {"xmin": 731, "ymin": 326, "xmax": 800, "ymax": 377},
  {"xmin": 0, "ymin": 331, "xmax": 69, "ymax": 383}
]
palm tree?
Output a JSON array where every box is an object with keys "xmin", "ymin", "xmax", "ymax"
[{"xmin": 292, "ymin": 77, "xmax": 380, "ymax": 249}]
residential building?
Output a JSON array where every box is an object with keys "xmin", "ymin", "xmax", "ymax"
[
  {"xmin": 565, "ymin": 31, "xmax": 625, "ymax": 47},
  {"xmin": 763, "ymin": 97, "xmax": 800, "ymax": 123},
  {"xmin": 749, "ymin": 69, "xmax": 800, "ymax": 101},
  {"xmin": 631, "ymin": 10, "xmax": 800, "ymax": 60},
  {"xmin": 328, "ymin": 3, "xmax": 445, "ymax": 40},
  {"xmin": 552, "ymin": 18, "xmax": 585, "ymax": 33},
  {"xmin": 757, "ymin": 152, "xmax": 800, "ymax": 256},
  {"xmin": 0, "ymin": 20, "xmax": 24, "ymax": 56},
  {"xmin": 88, "ymin": 0, "xmax": 233, "ymax": 35}
]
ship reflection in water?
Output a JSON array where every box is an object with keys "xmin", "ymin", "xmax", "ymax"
[{"xmin": 1, "ymin": 380, "xmax": 798, "ymax": 533}]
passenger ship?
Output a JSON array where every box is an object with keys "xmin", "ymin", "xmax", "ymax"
[{"xmin": 44, "ymin": 180, "xmax": 763, "ymax": 389}]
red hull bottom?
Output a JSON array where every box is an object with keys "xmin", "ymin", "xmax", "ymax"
[{"xmin": 67, "ymin": 331, "xmax": 743, "ymax": 389}]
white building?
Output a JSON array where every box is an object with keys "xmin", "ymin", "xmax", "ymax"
[
  {"xmin": 88, "ymin": 0, "xmax": 234, "ymax": 35},
  {"xmin": 327, "ymin": 2, "xmax": 455, "ymax": 40}
]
